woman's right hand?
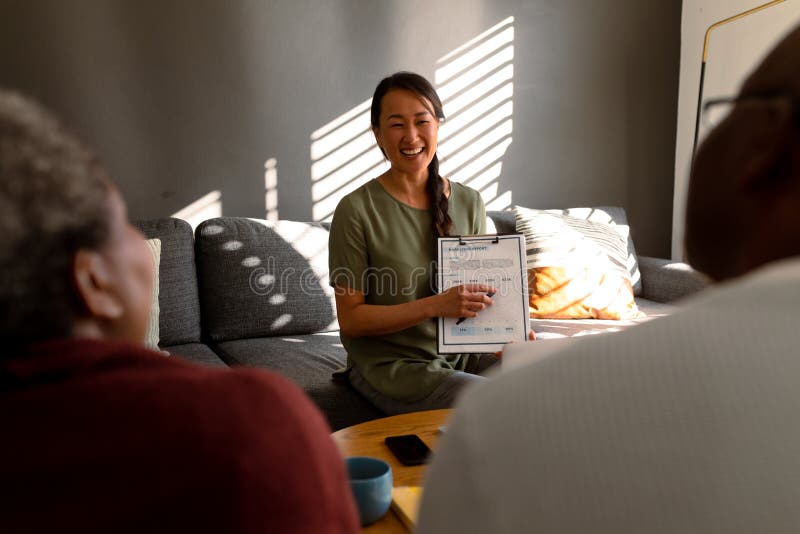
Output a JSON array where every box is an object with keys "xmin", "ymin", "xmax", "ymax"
[
  {"xmin": 435, "ymin": 284, "xmax": 496, "ymax": 319},
  {"xmin": 334, "ymin": 284, "xmax": 496, "ymax": 338}
]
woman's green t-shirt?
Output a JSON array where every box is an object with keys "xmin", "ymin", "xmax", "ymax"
[{"xmin": 328, "ymin": 179, "xmax": 487, "ymax": 402}]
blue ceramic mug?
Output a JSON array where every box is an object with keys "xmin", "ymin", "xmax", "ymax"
[{"xmin": 346, "ymin": 456, "xmax": 393, "ymax": 525}]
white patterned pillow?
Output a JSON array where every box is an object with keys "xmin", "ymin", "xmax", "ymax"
[
  {"xmin": 144, "ymin": 238, "xmax": 161, "ymax": 350},
  {"xmin": 514, "ymin": 206, "xmax": 641, "ymax": 320}
]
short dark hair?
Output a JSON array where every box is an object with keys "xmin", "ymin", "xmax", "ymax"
[
  {"xmin": 0, "ymin": 88, "xmax": 112, "ymax": 346},
  {"xmin": 370, "ymin": 72, "xmax": 453, "ymax": 237}
]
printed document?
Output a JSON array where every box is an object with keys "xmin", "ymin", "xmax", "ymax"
[{"xmin": 436, "ymin": 234, "xmax": 530, "ymax": 353}]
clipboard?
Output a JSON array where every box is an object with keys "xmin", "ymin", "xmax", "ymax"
[{"xmin": 436, "ymin": 234, "xmax": 530, "ymax": 354}]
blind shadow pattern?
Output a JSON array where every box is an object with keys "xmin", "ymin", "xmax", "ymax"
[
  {"xmin": 264, "ymin": 157, "xmax": 278, "ymax": 220},
  {"xmin": 171, "ymin": 190, "xmax": 223, "ymax": 231},
  {"xmin": 310, "ymin": 17, "xmax": 516, "ymax": 222}
]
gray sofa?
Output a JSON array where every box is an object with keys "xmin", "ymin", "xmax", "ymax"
[{"xmin": 135, "ymin": 210, "xmax": 708, "ymax": 431}]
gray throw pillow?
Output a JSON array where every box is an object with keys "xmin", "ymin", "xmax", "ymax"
[{"xmin": 195, "ymin": 218, "xmax": 337, "ymax": 342}]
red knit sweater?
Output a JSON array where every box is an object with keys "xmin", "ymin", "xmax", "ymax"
[{"xmin": 0, "ymin": 338, "xmax": 359, "ymax": 533}]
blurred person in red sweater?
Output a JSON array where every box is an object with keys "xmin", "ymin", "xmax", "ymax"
[{"xmin": 0, "ymin": 88, "xmax": 359, "ymax": 534}]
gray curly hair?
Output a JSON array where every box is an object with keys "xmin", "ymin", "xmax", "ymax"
[{"xmin": 0, "ymin": 88, "xmax": 112, "ymax": 346}]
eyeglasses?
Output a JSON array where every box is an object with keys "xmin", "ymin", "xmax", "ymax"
[{"xmin": 701, "ymin": 92, "xmax": 798, "ymax": 130}]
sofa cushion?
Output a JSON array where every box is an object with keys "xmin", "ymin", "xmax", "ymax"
[
  {"xmin": 195, "ymin": 218, "xmax": 337, "ymax": 342},
  {"xmin": 166, "ymin": 342, "xmax": 228, "ymax": 367},
  {"xmin": 487, "ymin": 207, "xmax": 642, "ymax": 295},
  {"xmin": 134, "ymin": 218, "xmax": 202, "ymax": 345},
  {"xmin": 212, "ymin": 333, "xmax": 383, "ymax": 430},
  {"xmin": 531, "ymin": 298, "xmax": 674, "ymax": 340}
]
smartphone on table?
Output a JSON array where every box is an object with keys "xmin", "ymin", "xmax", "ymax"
[{"xmin": 384, "ymin": 434, "xmax": 432, "ymax": 466}]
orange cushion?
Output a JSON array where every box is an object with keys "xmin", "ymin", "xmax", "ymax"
[
  {"xmin": 528, "ymin": 266, "xmax": 641, "ymax": 320},
  {"xmin": 514, "ymin": 206, "xmax": 642, "ymax": 321}
]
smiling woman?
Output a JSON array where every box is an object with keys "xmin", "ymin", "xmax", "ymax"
[
  {"xmin": 375, "ymin": 90, "xmax": 440, "ymax": 200},
  {"xmin": 371, "ymin": 73, "xmax": 449, "ymax": 225},
  {"xmin": 328, "ymin": 72, "xmax": 501, "ymax": 416}
]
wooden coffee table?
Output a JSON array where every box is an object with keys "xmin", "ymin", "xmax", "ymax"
[{"xmin": 332, "ymin": 409, "xmax": 452, "ymax": 533}]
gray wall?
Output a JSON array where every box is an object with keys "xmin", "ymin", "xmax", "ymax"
[
  {"xmin": 673, "ymin": 0, "xmax": 800, "ymax": 259},
  {"xmin": 0, "ymin": 0, "xmax": 680, "ymax": 257}
]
